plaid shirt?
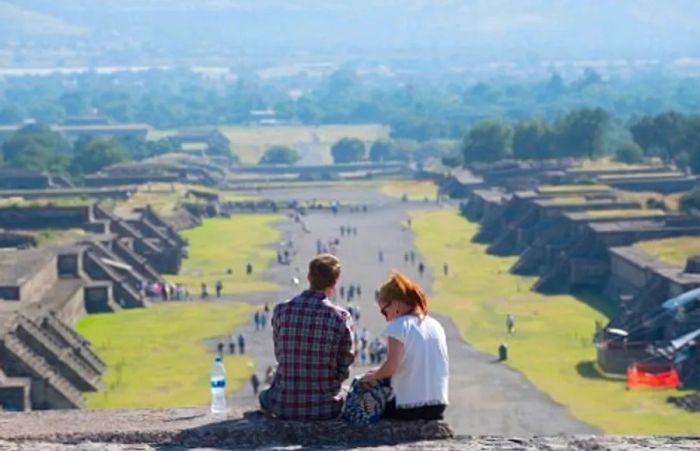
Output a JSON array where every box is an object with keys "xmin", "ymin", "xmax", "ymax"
[{"xmin": 267, "ymin": 290, "xmax": 355, "ymax": 420}]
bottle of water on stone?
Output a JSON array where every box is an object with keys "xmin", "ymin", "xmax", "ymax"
[{"xmin": 210, "ymin": 356, "xmax": 227, "ymax": 415}]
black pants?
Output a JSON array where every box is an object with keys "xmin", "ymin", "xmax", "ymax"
[{"xmin": 384, "ymin": 398, "xmax": 446, "ymax": 421}]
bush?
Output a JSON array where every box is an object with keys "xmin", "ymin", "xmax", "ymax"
[
  {"xmin": 615, "ymin": 142, "xmax": 644, "ymax": 164},
  {"xmin": 680, "ymin": 185, "xmax": 700, "ymax": 213}
]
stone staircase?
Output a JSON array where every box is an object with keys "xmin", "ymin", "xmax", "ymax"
[
  {"xmin": 13, "ymin": 314, "xmax": 102, "ymax": 392},
  {"xmin": 113, "ymin": 239, "xmax": 161, "ymax": 282},
  {"xmin": 3, "ymin": 334, "xmax": 85, "ymax": 409},
  {"xmin": 83, "ymin": 251, "xmax": 145, "ymax": 309},
  {"xmin": 43, "ymin": 313, "xmax": 106, "ymax": 375}
]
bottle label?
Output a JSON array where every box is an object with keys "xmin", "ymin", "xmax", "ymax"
[{"xmin": 211, "ymin": 379, "xmax": 226, "ymax": 388}]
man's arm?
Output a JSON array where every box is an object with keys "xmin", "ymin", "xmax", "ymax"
[{"xmin": 336, "ymin": 314, "xmax": 355, "ymax": 382}]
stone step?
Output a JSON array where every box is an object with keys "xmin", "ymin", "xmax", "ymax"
[
  {"xmin": 45, "ymin": 313, "xmax": 106, "ymax": 374},
  {"xmin": 4, "ymin": 334, "xmax": 85, "ymax": 408},
  {"xmin": 16, "ymin": 314, "xmax": 102, "ymax": 391}
]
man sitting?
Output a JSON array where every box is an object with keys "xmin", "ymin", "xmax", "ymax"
[{"xmin": 259, "ymin": 254, "xmax": 355, "ymax": 420}]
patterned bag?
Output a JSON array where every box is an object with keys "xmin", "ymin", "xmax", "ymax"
[{"xmin": 342, "ymin": 377, "xmax": 393, "ymax": 425}]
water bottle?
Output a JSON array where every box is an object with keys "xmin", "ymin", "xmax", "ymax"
[{"xmin": 210, "ymin": 356, "xmax": 227, "ymax": 415}]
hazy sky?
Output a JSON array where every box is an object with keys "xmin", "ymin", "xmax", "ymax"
[{"xmin": 2, "ymin": 1, "xmax": 700, "ymax": 60}]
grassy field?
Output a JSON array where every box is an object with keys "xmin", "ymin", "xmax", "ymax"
[
  {"xmin": 636, "ymin": 237, "xmax": 700, "ymax": 268},
  {"xmin": 150, "ymin": 124, "xmax": 389, "ymax": 165},
  {"xmin": 170, "ymin": 215, "xmax": 282, "ymax": 294},
  {"xmin": 381, "ymin": 180, "xmax": 438, "ymax": 201},
  {"xmin": 412, "ymin": 208, "xmax": 700, "ymax": 435},
  {"xmin": 584, "ymin": 209, "xmax": 665, "ymax": 219},
  {"xmin": 76, "ymin": 302, "xmax": 255, "ymax": 409},
  {"xmin": 538, "ymin": 184, "xmax": 610, "ymax": 193}
]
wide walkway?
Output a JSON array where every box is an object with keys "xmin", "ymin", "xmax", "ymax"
[{"xmin": 216, "ymin": 186, "xmax": 597, "ymax": 435}]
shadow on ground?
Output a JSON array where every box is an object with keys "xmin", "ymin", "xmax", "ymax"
[
  {"xmin": 156, "ymin": 411, "xmax": 453, "ymax": 450},
  {"xmin": 576, "ymin": 361, "xmax": 626, "ymax": 382}
]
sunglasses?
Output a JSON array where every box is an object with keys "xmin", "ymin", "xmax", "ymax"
[{"xmin": 380, "ymin": 302, "xmax": 392, "ymax": 318}]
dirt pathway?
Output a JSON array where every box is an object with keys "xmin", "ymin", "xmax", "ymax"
[{"xmin": 215, "ymin": 187, "xmax": 597, "ymax": 435}]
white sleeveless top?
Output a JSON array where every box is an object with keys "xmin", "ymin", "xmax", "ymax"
[{"xmin": 383, "ymin": 314, "xmax": 449, "ymax": 408}]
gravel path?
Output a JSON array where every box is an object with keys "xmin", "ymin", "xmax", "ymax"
[{"xmin": 211, "ymin": 186, "xmax": 597, "ymax": 436}]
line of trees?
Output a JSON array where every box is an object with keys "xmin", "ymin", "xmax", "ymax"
[
  {"xmin": 2, "ymin": 68, "xmax": 700, "ymax": 142},
  {"xmin": 452, "ymin": 108, "xmax": 700, "ymax": 174},
  {"xmin": 0, "ymin": 124, "xmax": 179, "ymax": 176}
]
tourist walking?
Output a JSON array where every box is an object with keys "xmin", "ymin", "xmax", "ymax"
[
  {"xmin": 246, "ymin": 263, "xmax": 253, "ymax": 275},
  {"xmin": 418, "ymin": 262, "xmax": 425, "ymax": 278},
  {"xmin": 201, "ymin": 283, "xmax": 209, "ymax": 300},
  {"xmin": 362, "ymin": 272, "xmax": 449, "ymax": 421},
  {"xmin": 254, "ymin": 311, "xmax": 261, "ymax": 331},
  {"xmin": 229, "ymin": 341, "xmax": 236, "ymax": 355},
  {"xmin": 238, "ymin": 334, "xmax": 246, "ymax": 354},
  {"xmin": 216, "ymin": 280, "xmax": 223, "ymax": 298},
  {"xmin": 217, "ymin": 342, "xmax": 224, "ymax": 355},
  {"xmin": 506, "ymin": 314, "xmax": 515, "ymax": 334}
]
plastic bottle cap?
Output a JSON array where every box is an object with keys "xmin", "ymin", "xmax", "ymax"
[{"xmin": 215, "ymin": 356, "xmax": 222, "ymax": 362}]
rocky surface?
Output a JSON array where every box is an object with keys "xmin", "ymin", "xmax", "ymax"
[{"xmin": 0, "ymin": 407, "xmax": 452, "ymax": 448}]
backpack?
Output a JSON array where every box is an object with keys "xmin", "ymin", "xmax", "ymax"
[{"xmin": 342, "ymin": 377, "xmax": 393, "ymax": 425}]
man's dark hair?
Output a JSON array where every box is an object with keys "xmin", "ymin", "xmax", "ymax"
[{"xmin": 308, "ymin": 254, "xmax": 341, "ymax": 291}]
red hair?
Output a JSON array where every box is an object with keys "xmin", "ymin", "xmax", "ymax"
[{"xmin": 378, "ymin": 272, "xmax": 428, "ymax": 316}]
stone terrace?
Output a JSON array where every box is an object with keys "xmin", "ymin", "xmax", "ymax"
[{"xmin": 0, "ymin": 408, "xmax": 698, "ymax": 450}]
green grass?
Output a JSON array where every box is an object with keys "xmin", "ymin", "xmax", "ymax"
[
  {"xmin": 381, "ymin": 180, "xmax": 438, "ymax": 201},
  {"xmin": 76, "ymin": 302, "xmax": 255, "ymax": 409},
  {"xmin": 170, "ymin": 215, "xmax": 282, "ymax": 294},
  {"xmin": 636, "ymin": 237, "xmax": 700, "ymax": 268},
  {"xmin": 412, "ymin": 209, "xmax": 700, "ymax": 435},
  {"xmin": 585, "ymin": 209, "xmax": 665, "ymax": 219},
  {"xmin": 538, "ymin": 184, "xmax": 610, "ymax": 194},
  {"xmin": 150, "ymin": 124, "xmax": 389, "ymax": 165}
]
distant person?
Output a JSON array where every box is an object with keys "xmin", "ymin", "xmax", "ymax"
[
  {"xmin": 201, "ymin": 283, "xmax": 209, "ymax": 300},
  {"xmin": 260, "ymin": 312, "xmax": 267, "ymax": 330},
  {"xmin": 418, "ymin": 262, "xmax": 425, "ymax": 277},
  {"xmin": 404, "ymin": 252, "xmax": 409, "ymax": 263},
  {"xmin": 378, "ymin": 250, "xmax": 384, "ymax": 263},
  {"xmin": 251, "ymin": 374, "xmax": 261, "ymax": 395},
  {"xmin": 254, "ymin": 311, "xmax": 261, "ymax": 331},
  {"xmin": 356, "ymin": 284, "xmax": 362, "ymax": 298},
  {"xmin": 246, "ymin": 263, "xmax": 253, "ymax": 275},
  {"xmin": 217, "ymin": 342, "xmax": 224, "ymax": 355},
  {"xmin": 339, "ymin": 285, "xmax": 345, "ymax": 299},
  {"xmin": 264, "ymin": 303, "xmax": 270, "ymax": 314},
  {"xmin": 229, "ymin": 341, "xmax": 236, "ymax": 355},
  {"xmin": 443, "ymin": 263, "xmax": 449, "ymax": 277},
  {"xmin": 238, "ymin": 334, "xmax": 246, "ymax": 354},
  {"xmin": 259, "ymin": 254, "xmax": 354, "ymax": 420},
  {"xmin": 409, "ymin": 251, "xmax": 415, "ymax": 264},
  {"xmin": 216, "ymin": 280, "xmax": 223, "ymax": 298},
  {"xmin": 506, "ymin": 314, "xmax": 515, "ymax": 334},
  {"xmin": 362, "ymin": 272, "xmax": 449, "ymax": 421}
]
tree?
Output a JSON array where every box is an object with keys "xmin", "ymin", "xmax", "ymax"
[
  {"xmin": 512, "ymin": 120, "xmax": 555, "ymax": 160},
  {"xmin": 259, "ymin": 145, "xmax": 300, "ymax": 165},
  {"xmin": 1, "ymin": 124, "xmax": 71, "ymax": 173},
  {"xmin": 614, "ymin": 142, "xmax": 644, "ymax": 164},
  {"xmin": 680, "ymin": 185, "xmax": 700, "ymax": 213},
  {"xmin": 630, "ymin": 112, "xmax": 686, "ymax": 162},
  {"xmin": 554, "ymin": 107, "xmax": 609, "ymax": 158},
  {"xmin": 369, "ymin": 139, "xmax": 396, "ymax": 162},
  {"xmin": 331, "ymin": 137, "xmax": 366, "ymax": 164},
  {"xmin": 461, "ymin": 119, "xmax": 513, "ymax": 163},
  {"xmin": 70, "ymin": 138, "xmax": 128, "ymax": 175}
]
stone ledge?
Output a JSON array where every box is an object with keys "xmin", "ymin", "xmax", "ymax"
[{"xmin": 0, "ymin": 408, "xmax": 453, "ymax": 448}]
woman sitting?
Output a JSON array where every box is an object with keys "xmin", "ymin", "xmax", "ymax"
[{"xmin": 362, "ymin": 272, "xmax": 449, "ymax": 420}]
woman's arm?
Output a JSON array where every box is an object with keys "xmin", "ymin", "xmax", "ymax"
[{"xmin": 362, "ymin": 337, "xmax": 403, "ymax": 382}]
